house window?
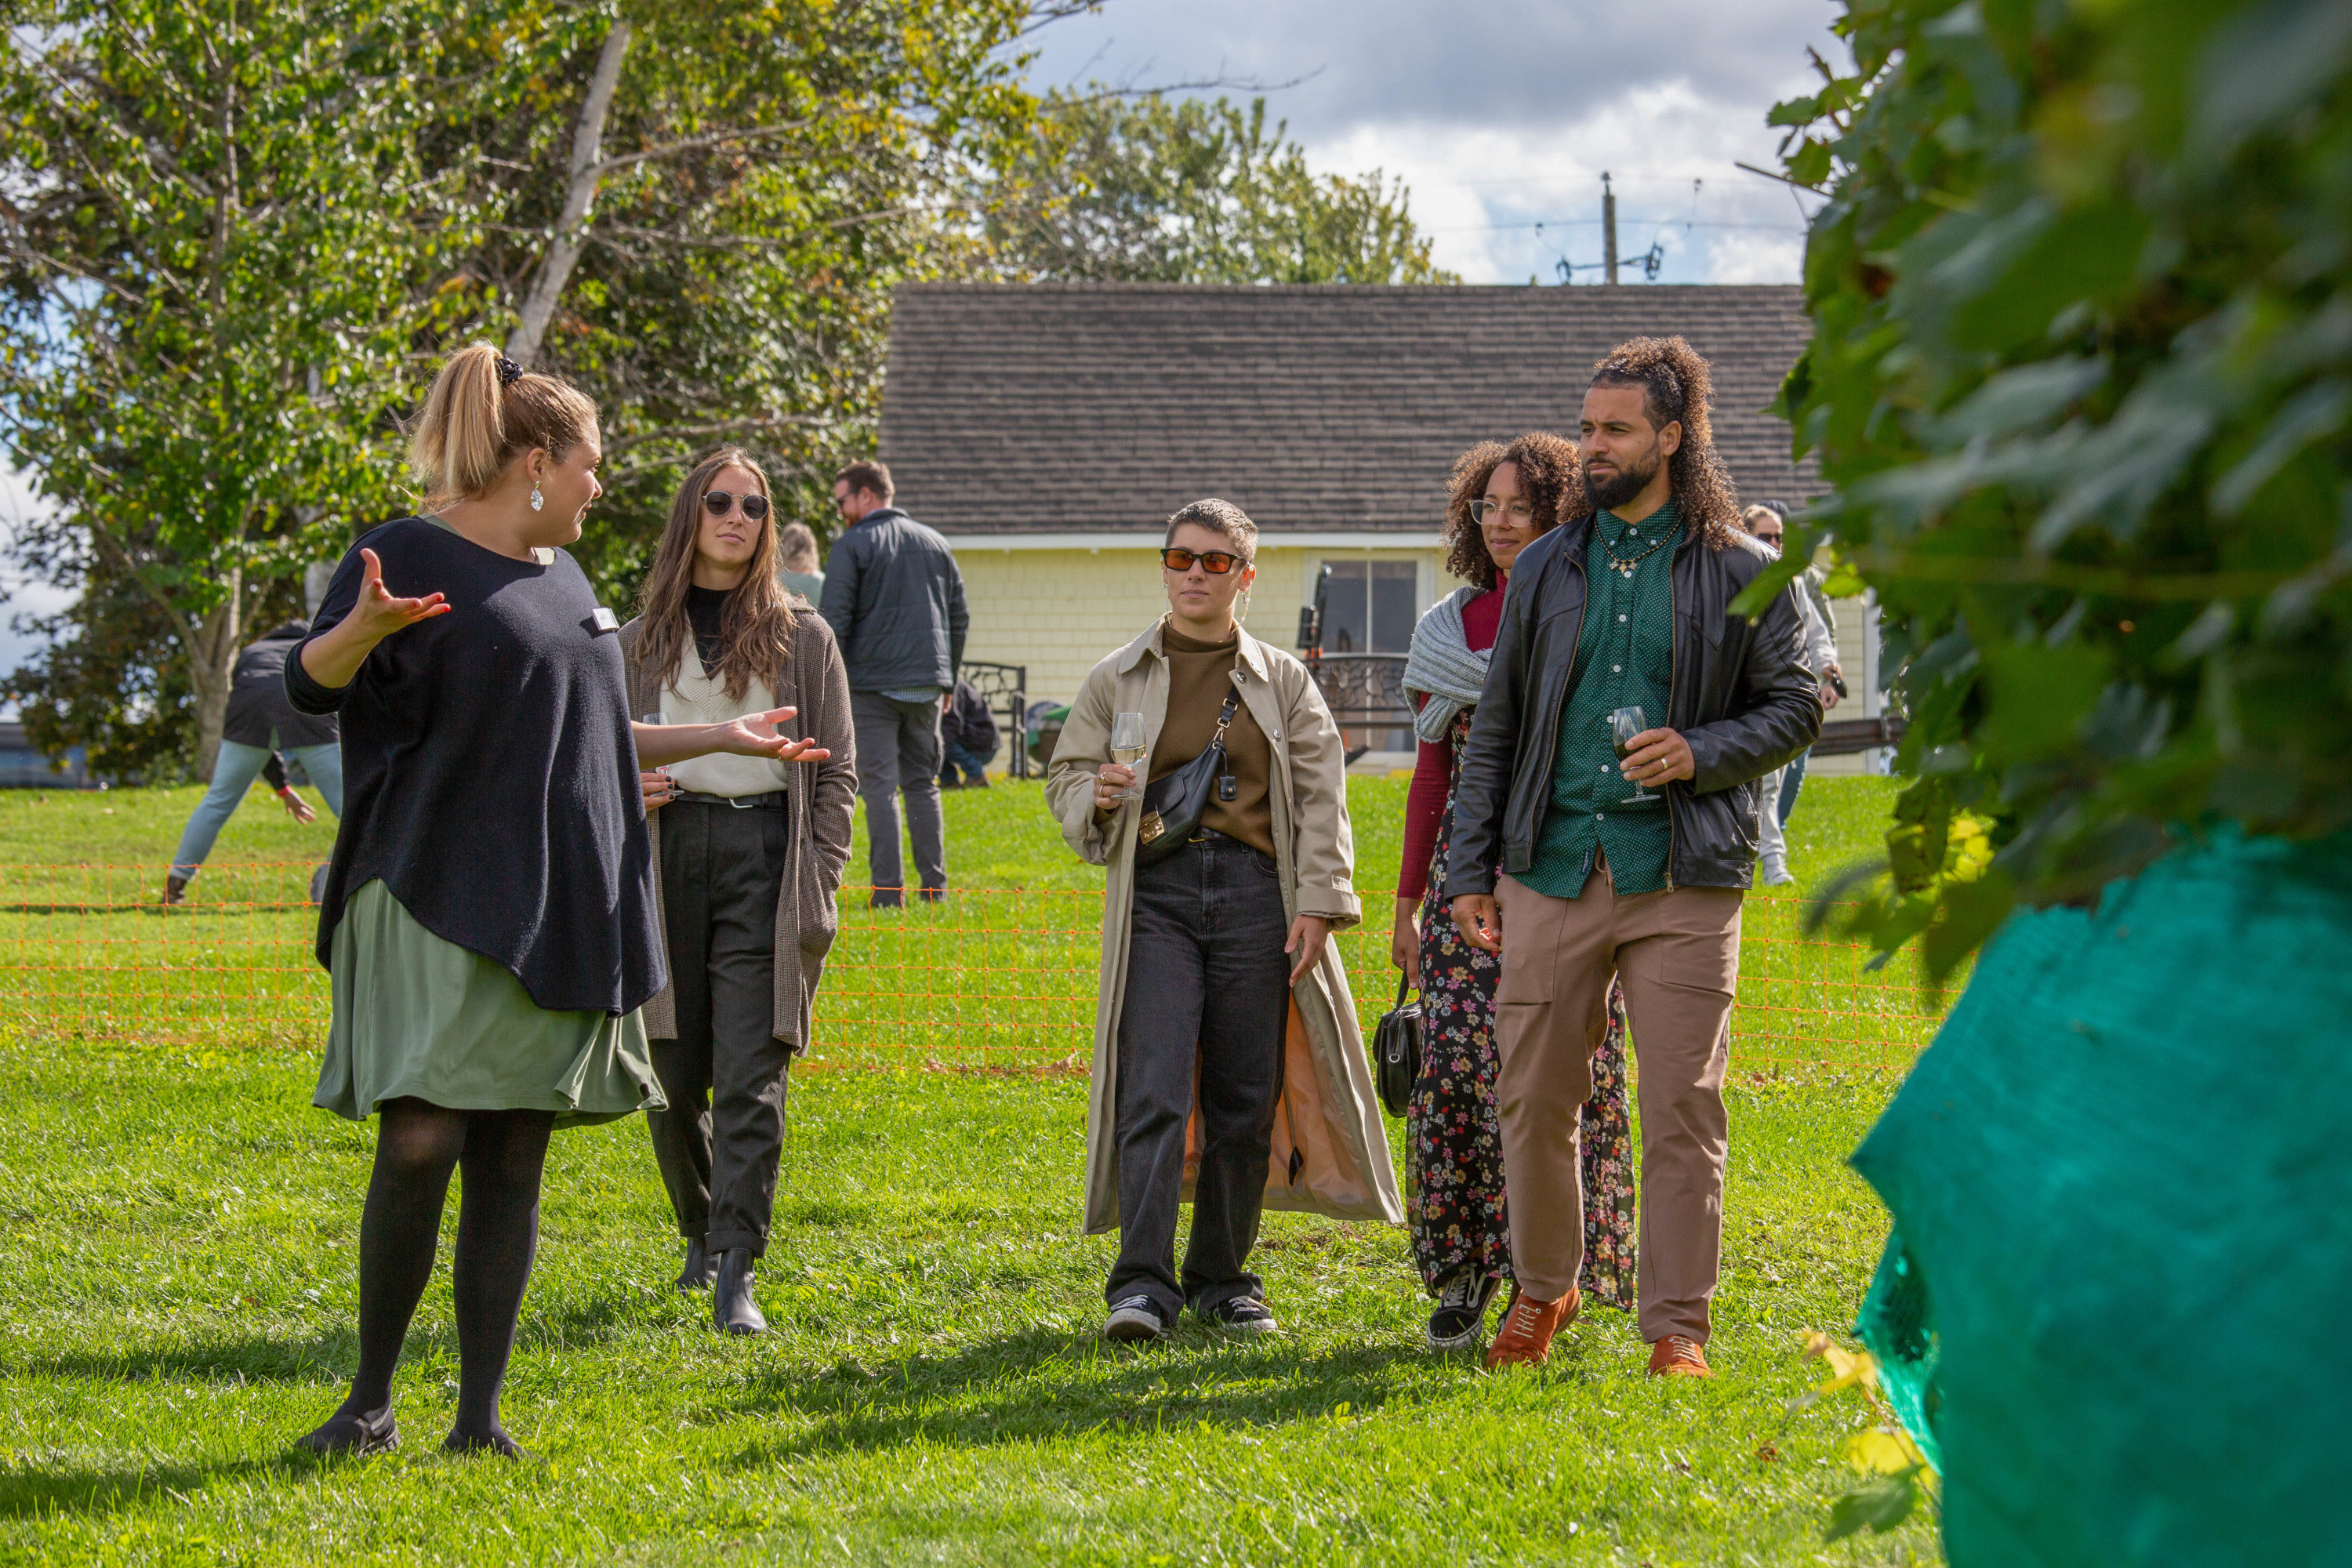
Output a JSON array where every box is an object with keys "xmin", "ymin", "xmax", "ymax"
[
  {"xmin": 1320, "ymin": 561, "xmax": 1416, "ymax": 653},
  {"xmin": 1316, "ymin": 560, "xmax": 1417, "ymax": 755}
]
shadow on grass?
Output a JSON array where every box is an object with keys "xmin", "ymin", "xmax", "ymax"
[
  {"xmin": 725, "ymin": 1323, "xmax": 1430, "ymax": 1463},
  {"xmin": 21, "ymin": 1330, "xmax": 352, "ymax": 1386},
  {"xmin": 0, "ymin": 1454, "xmax": 292, "ymax": 1522}
]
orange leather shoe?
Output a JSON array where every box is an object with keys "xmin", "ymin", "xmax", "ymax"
[
  {"xmin": 1482, "ymin": 1286, "xmax": 1580, "ymax": 1370},
  {"xmin": 1647, "ymin": 1334, "xmax": 1713, "ymax": 1377}
]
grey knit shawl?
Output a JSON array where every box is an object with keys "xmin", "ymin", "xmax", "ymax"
[{"xmin": 1402, "ymin": 586, "xmax": 1491, "ymax": 744}]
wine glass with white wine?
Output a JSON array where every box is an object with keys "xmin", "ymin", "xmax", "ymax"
[{"xmin": 1109, "ymin": 712, "xmax": 1148, "ymax": 801}]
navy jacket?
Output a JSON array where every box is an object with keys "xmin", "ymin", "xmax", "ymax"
[{"xmin": 818, "ymin": 507, "xmax": 968, "ymax": 692}]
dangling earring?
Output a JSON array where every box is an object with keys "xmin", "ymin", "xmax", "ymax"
[
  {"xmin": 1238, "ymin": 585, "xmax": 1253, "ymax": 621},
  {"xmin": 529, "ymin": 480, "xmax": 544, "ymax": 513}
]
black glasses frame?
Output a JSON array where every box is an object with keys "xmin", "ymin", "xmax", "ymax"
[
  {"xmin": 702, "ymin": 489, "xmax": 771, "ymax": 521},
  {"xmin": 1160, "ymin": 546, "xmax": 1244, "ymax": 575}
]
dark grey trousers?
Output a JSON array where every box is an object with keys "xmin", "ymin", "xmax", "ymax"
[
  {"xmin": 645, "ymin": 800, "xmax": 790, "ymax": 1258},
  {"xmin": 1107, "ymin": 833, "xmax": 1292, "ymax": 1323},
  {"xmin": 850, "ymin": 690, "xmax": 946, "ymax": 902}
]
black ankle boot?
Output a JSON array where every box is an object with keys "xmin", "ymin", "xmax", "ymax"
[
  {"xmin": 677, "ymin": 1237, "xmax": 713, "ymax": 1292},
  {"xmin": 713, "ymin": 1249, "xmax": 766, "ymax": 1337},
  {"xmin": 296, "ymin": 1402, "xmax": 397, "ymax": 1457}
]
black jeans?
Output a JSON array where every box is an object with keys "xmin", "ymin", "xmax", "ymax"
[
  {"xmin": 1107, "ymin": 833, "xmax": 1292, "ymax": 1323},
  {"xmin": 646, "ymin": 800, "xmax": 791, "ymax": 1258},
  {"xmin": 850, "ymin": 691, "xmax": 946, "ymax": 902}
]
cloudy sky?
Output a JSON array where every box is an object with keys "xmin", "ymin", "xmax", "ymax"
[{"xmin": 1022, "ymin": 0, "xmax": 1842, "ymax": 285}]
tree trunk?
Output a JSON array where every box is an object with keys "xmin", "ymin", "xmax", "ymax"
[
  {"xmin": 506, "ymin": 18, "xmax": 633, "ymax": 367},
  {"xmin": 186, "ymin": 572, "xmax": 245, "ymax": 785}
]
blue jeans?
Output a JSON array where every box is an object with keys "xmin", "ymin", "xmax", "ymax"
[
  {"xmin": 1777, "ymin": 746, "xmax": 1810, "ymax": 829},
  {"xmin": 172, "ymin": 739, "xmax": 344, "ymax": 873},
  {"xmin": 938, "ymin": 740, "xmax": 992, "ymax": 786}
]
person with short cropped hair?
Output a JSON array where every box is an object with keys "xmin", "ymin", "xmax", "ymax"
[
  {"xmin": 1446, "ymin": 336, "xmax": 1821, "ymax": 1378},
  {"xmin": 1739, "ymin": 503, "xmax": 1839, "ymax": 885},
  {"xmin": 819, "ymin": 459, "xmax": 969, "ymax": 907},
  {"xmin": 288, "ymin": 345, "xmax": 831, "ymax": 1461},
  {"xmin": 1049, "ymin": 498, "xmax": 1401, "ymax": 1343}
]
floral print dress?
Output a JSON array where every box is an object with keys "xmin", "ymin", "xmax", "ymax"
[{"xmin": 1409, "ymin": 707, "xmax": 1637, "ymax": 1311}]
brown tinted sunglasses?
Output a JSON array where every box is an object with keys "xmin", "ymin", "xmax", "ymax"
[{"xmin": 1160, "ymin": 546, "xmax": 1246, "ymax": 575}]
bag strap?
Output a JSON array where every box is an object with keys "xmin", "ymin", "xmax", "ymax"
[
  {"xmin": 1208, "ymin": 691, "xmax": 1239, "ymax": 746},
  {"xmin": 1395, "ymin": 971, "xmax": 1415, "ymax": 1008}
]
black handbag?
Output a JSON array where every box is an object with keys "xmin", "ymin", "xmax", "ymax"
[
  {"xmin": 1134, "ymin": 692, "xmax": 1240, "ymax": 868},
  {"xmin": 1372, "ymin": 973, "xmax": 1423, "ymax": 1118}
]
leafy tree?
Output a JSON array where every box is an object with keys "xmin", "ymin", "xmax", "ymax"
[
  {"xmin": 420, "ymin": 0, "xmax": 1049, "ymax": 601},
  {"xmin": 1758, "ymin": 0, "xmax": 2352, "ymax": 977},
  {"xmin": 982, "ymin": 89, "xmax": 1457, "ymax": 285},
  {"xmin": 0, "ymin": 0, "xmax": 462, "ymax": 780}
]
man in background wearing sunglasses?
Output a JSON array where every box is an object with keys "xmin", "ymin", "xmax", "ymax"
[{"xmin": 819, "ymin": 460, "xmax": 970, "ymax": 908}]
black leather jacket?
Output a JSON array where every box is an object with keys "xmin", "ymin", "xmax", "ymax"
[{"xmin": 1443, "ymin": 511, "xmax": 1823, "ymax": 898}]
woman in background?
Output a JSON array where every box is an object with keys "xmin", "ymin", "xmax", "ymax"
[
  {"xmin": 289, "ymin": 347, "xmax": 826, "ymax": 1459},
  {"xmin": 1395, "ymin": 434, "xmax": 1636, "ymax": 1351},
  {"xmin": 778, "ymin": 521, "xmax": 826, "ymax": 604},
  {"xmin": 623, "ymin": 448, "xmax": 857, "ymax": 1338}
]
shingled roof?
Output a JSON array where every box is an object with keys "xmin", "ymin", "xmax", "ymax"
[{"xmin": 877, "ymin": 281, "xmax": 1817, "ymax": 535}]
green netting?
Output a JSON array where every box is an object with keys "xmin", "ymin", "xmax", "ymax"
[
  {"xmin": 1857, "ymin": 1228, "xmax": 1940, "ymax": 1475},
  {"xmin": 1850, "ymin": 829, "xmax": 2352, "ymax": 1566}
]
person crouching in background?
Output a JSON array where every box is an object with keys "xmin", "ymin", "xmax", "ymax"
[
  {"xmin": 938, "ymin": 677, "xmax": 999, "ymax": 789},
  {"xmin": 1049, "ymin": 498, "xmax": 1401, "ymax": 1343},
  {"xmin": 622, "ymin": 448, "xmax": 858, "ymax": 1336}
]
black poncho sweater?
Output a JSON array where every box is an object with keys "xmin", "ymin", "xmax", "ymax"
[{"xmin": 288, "ymin": 516, "xmax": 665, "ymax": 1015}]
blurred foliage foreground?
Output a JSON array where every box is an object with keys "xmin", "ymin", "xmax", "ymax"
[{"xmin": 1754, "ymin": 0, "xmax": 2352, "ymax": 977}]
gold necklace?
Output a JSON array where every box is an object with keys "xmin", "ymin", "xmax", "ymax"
[{"xmin": 1599, "ymin": 521, "xmax": 1673, "ymax": 579}]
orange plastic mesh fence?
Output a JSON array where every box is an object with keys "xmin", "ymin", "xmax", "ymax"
[{"xmin": 0, "ymin": 863, "xmax": 1947, "ymax": 1072}]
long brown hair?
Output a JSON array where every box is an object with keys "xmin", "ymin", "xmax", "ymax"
[
  {"xmin": 635, "ymin": 447, "xmax": 796, "ymax": 702},
  {"xmin": 1440, "ymin": 431, "xmax": 1584, "ymax": 591},
  {"xmin": 411, "ymin": 343, "xmax": 597, "ymax": 507},
  {"xmin": 1588, "ymin": 336, "xmax": 1743, "ymax": 550}
]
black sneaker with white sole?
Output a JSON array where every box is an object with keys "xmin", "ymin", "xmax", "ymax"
[
  {"xmin": 1103, "ymin": 1295, "xmax": 1168, "ymax": 1342},
  {"xmin": 1200, "ymin": 1297, "xmax": 1279, "ymax": 1334},
  {"xmin": 1425, "ymin": 1266, "xmax": 1503, "ymax": 1351}
]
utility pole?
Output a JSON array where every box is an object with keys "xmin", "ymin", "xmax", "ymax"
[{"xmin": 1602, "ymin": 172, "xmax": 1619, "ymax": 286}]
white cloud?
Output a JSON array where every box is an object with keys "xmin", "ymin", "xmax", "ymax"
[{"xmin": 1022, "ymin": 0, "xmax": 1842, "ymax": 284}]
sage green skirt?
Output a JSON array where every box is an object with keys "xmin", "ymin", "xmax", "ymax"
[{"xmin": 313, "ymin": 879, "xmax": 666, "ymax": 1127}]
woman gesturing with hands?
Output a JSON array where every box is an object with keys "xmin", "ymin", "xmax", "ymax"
[{"xmin": 285, "ymin": 345, "xmax": 830, "ymax": 1465}]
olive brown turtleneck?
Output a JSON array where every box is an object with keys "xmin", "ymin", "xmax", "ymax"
[{"xmin": 1149, "ymin": 622, "xmax": 1276, "ymax": 857}]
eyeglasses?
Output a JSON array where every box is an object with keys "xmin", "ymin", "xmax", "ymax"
[
  {"xmin": 1160, "ymin": 546, "xmax": 1246, "ymax": 575},
  {"xmin": 1469, "ymin": 498, "xmax": 1536, "ymax": 524},
  {"xmin": 704, "ymin": 489, "xmax": 770, "ymax": 521}
]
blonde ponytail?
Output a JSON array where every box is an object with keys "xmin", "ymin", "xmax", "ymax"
[{"xmin": 411, "ymin": 343, "xmax": 600, "ymax": 507}]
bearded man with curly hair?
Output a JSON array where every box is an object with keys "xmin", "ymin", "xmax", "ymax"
[{"xmin": 1443, "ymin": 336, "xmax": 1824, "ymax": 1377}]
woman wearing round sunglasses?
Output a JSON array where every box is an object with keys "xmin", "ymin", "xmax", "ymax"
[
  {"xmin": 1048, "ymin": 499, "xmax": 1400, "ymax": 1343},
  {"xmin": 619, "ymin": 448, "xmax": 858, "ymax": 1335}
]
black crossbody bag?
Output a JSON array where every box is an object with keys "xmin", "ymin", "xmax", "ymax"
[
  {"xmin": 1134, "ymin": 692, "xmax": 1240, "ymax": 868},
  {"xmin": 1373, "ymin": 973, "xmax": 1422, "ymax": 1118}
]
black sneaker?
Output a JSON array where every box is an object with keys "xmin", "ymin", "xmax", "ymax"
[
  {"xmin": 1104, "ymin": 1295, "xmax": 1167, "ymax": 1343},
  {"xmin": 1201, "ymin": 1297, "xmax": 1279, "ymax": 1334},
  {"xmin": 1426, "ymin": 1266, "xmax": 1502, "ymax": 1351}
]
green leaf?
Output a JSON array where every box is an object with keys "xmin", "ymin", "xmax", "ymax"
[{"xmin": 1824, "ymin": 1474, "xmax": 1922, "ymax": 1541}]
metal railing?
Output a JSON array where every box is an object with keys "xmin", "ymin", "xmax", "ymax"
[
  {"xmin": 1305, "ymin": 652, "xmax": 1414, "ymax": 731},
  {"xmin": 957, "ymin": 660, "xmax": 1030, "ymax": 779}
]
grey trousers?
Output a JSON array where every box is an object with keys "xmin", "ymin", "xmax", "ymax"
[
  {"xmin": 850, "ymin": 690, "xmax": 946, "ymax": 902},
  {"xmin": 645, "ymin": 800, "xmax": 790, "ymax": 1258},
  {"xmin": 1106, "ymin": 833, "xmax": 1292, "ymax": 1323}
]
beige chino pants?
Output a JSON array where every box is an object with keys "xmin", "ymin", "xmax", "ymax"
[{"xmin": 1494, "ymin": 862, "xmax": 1740, "ymax": 1343}]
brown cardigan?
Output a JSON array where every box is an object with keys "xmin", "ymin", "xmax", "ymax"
[{"xmin": 619, "ymin": 608, "xmax": 858, "ymax": 1052}]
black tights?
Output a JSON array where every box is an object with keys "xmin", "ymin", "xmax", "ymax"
[{"xmin": 329, "ymin": 1098, "xmax": 554, "ymax": 1450}]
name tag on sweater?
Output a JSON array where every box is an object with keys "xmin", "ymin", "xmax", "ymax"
[{"xmin": 590, "ymin": 607, "xmax": 619, "ymax": 633}]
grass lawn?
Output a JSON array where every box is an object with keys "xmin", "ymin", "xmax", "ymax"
[{"xmin": 0, "ymin": 774, "xmax": 1941, "ymax": 1565}]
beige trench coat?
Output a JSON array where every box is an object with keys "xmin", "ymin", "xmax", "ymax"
[
  {"xmin": 1047, "ymin": 618, "xmax": 1404, "ymax": 1235},
  {"xmin": 620, "ymin": 611, "xmax": 858, "ymax": 1051}
]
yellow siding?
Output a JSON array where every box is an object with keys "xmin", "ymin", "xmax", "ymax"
[{"xmin": 951, "ymin": 543, "xmax": 1457, "ymax": 708}]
